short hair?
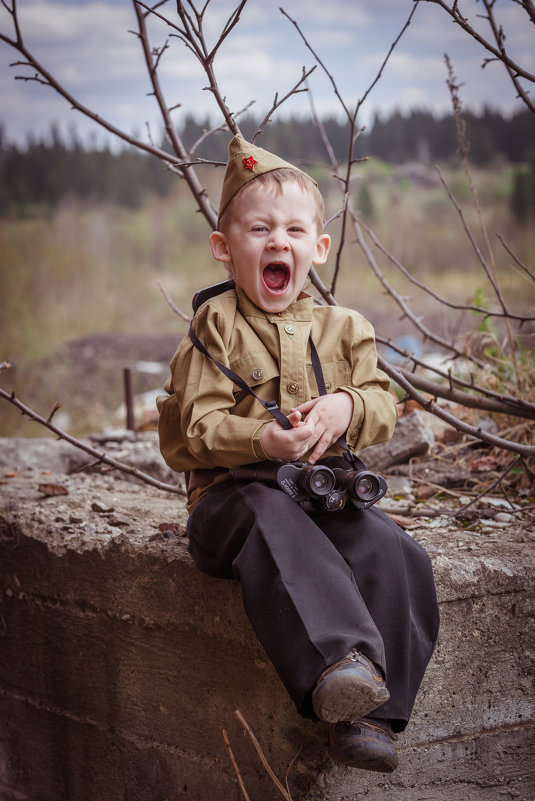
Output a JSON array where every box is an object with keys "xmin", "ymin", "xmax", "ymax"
[{"xmin": 218, "ymin": 167, "xmax": 325, "ymax": 233}]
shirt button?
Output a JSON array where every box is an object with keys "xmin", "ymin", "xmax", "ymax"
[
  {"xmin": 284, "ymin": 324, "xmax": 296, "ymax": 335},
  {"xmin": 325, "ymin": 382, "xmax": 332, "ymax": 391},
  {"xmin": 287, "ymin": 382, "xmax": 300, "ymax": 395},
  {"xmin": 252, "ymin": 368, "xmax": 264, "ymax": 380}
]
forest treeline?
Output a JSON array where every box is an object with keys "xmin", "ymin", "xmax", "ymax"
[{"xmin": 1, "ymin": 107, "xmax": 534, "ymax": 216}]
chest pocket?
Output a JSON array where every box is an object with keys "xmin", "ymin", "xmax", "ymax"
[
  {"xmin": 306, "ymin": 359, "xmax": 351, "ymax": 397},
  {"xmin": 229, "ymin": 351, "xmax": 280, "ymax": 398}
]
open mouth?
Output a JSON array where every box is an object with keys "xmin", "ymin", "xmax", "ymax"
[{"xmin": 262, "ymin": 263, "xmax": 290, "ymax": 293}]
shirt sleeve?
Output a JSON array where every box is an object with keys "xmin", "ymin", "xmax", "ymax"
[
  {"xmin": 332, "ymin": 312, "xmax": 397, "ymax": 451},
  {"xmin": 168, "ymin": 303, "xmax": 272, "ymax": 469}
]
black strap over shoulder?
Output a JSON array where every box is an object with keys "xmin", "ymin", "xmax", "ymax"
[
  {"xmin": 192, "ymin": 280, "xmax": 235, "ymax": 313},
  {"xmin": 188, "ymin": 320, "xmax": 293, "ymax": 431}
]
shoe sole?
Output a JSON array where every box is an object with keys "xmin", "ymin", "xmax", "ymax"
[
  {"xmin": 329, "ymin": 747, "xmax": 398, "ymax": 773},
  {"xmin": 313, "ymin": 675, "xmax": 390, "ymax": 723}
]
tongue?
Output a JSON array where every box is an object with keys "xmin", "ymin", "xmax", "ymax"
[{"xmin": 263, "ymin": 265, "xmax": 287, "ymax": 290}]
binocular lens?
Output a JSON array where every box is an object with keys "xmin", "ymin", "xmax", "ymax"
[
  {"xmin": 355, "ymin": 475, "xmax": 376, "ymax": 499},
  {"xmin": 301, "ymin": 465, "xmax": 336, "ymax": 496}
]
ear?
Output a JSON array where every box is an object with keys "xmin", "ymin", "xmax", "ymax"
[
  {"xmin": 209, "ymin": 231, "xmax": 232, "ymax": 264},
  {"xmin": 312, "ymin": 233, "xmax": 331, "ymax": 265}
]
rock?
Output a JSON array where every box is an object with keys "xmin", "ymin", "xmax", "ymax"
[
  {"xmin": 360, "ymin": 410, "xmax": 435, "ymax": 472},
  {"xmin": 0, "ymin": 433, "xmax": 180, "ymax": 487}
]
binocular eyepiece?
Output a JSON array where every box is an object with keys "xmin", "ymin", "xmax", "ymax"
[
  {"xmin": 230, "ymin": 460, "xmax": 386, "ymax": 511},
  {"xmin": 331, "ymin": 467, "xmax": 387, "ymax": 509}
]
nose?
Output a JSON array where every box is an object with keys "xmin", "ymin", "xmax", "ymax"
[{"xmin": 267, "ymin": 228, "xmax": 290, "ymax": 251}]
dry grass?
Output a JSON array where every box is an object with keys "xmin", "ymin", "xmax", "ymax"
[{"xmin": 0, "ymin": 161, "xmax": 533, "ymax": 437}]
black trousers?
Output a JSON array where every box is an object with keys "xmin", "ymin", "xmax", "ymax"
[{"xmin": 187, "ymin": 481, "xmax": 439, "ymax": 731}]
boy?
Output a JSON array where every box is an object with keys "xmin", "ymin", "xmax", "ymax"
[{"xmin": 158, "ymin": 135, "xmax": 439, "ymax": 773}]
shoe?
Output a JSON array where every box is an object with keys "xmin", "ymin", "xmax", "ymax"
[
  {"xmin": 329, "ymin": 718, "xmax": 399, "ymax": 773},
  {"xmin": 312, "ymin": 649, "xmax": 390, "ymax": 723}
]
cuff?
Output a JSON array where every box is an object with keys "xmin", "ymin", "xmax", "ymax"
[
  {"xmin": 336, "ymin": 388, "xmax": 364, "ymax": 449},
  {"xmin": 252, "ymin": 422, "xmax": 270, "ymax": 460}
]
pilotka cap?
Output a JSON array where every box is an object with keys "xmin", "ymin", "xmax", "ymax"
[{"xmin": 218, "ymin": 134, "xmax": 316, "ymax": 224}]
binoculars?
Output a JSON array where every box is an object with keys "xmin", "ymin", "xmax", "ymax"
[{"xmin": 230, "ymin": 460, "xmax": 386, "ymax": 511}]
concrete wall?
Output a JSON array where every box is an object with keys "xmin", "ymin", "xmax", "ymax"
[{"xmin": 0, "ymin": 439, "xmax": 534, "ymax": 800}]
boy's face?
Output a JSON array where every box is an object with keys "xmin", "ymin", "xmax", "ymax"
[{"xmin": 209, "ymin": 180, "xmax": 331, "ymax": 313}]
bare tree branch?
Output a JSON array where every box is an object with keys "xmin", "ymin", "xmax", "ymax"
[
  {"xmin": 0, "ymin": 386, "xmax": 186, "ymax": 496},
  {"xmin": 251, "ymin": 65, "xmax": 317, "ymax": 143},
  {"xmin": 350, "ymin": 207, "xmax": 487, "ymax": 366},
  {"xmin": 281, "ymin": 3, "xmax": 420, "ymax": 125},
  {"xmin": 377, "ymin": 337, "xmax": 535, "ymax": 418},
  {"xmin": 417, "ymin": 0, "xmax": 535, "ymax": 113},
  {"xmin": 0, "ymin": 0, "xmax": 220, "ymax": 227},
  {"xmin": 393, "ymin": 362, "xmax": 535, "ymax": 419},
  {"xmin": 133, "ymin": 1, "xmax": 219, "ymax": 226},
  {"xmin": 281, "ymin": 3, "xmax": 419, "ymax": 292},
  {"xmin": 358, "ymin": 216, "xmax": 534, "ymax": 324},
  {"xmin": 378, "ymin": 358, "xmax": 535, "ymax": 456}
]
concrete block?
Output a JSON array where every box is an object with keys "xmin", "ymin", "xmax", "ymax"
[{"xmin": 0, "ymin": 437, "xmax": 534, "ymax": 800}]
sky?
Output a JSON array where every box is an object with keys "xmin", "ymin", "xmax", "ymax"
[{"xmin": 0, "ymin": 0, "xmax": 533, "ymax": 149}]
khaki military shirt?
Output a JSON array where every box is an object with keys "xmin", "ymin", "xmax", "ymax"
[{"xmin": 158, "ymin": 286, "xmax": 397, "ymax": 482}]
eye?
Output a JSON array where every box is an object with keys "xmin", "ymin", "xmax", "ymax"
[{"xmin": 251, "ymin": 224, "xmax": 268, "ymax": 232}]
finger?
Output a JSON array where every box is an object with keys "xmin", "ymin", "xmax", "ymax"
[
  {"xmin": 291, "ymin": 398, "xmax": 320, "ymax": 415},
  {"xmin": 287, "ymin": 409, "xmax": 302, "ymax": 427},
  {"xmin": 308, "ymin": 431, "xmax": 333, "ymax": 464}
]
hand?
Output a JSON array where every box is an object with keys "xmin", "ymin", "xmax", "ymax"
[
  {"xmin": 260, "ymin": 409, "xmax": 320, "ymax": 462},
  {"xmin": 291, "ymin": 392, "xmax": 354, "ymax": 464}
]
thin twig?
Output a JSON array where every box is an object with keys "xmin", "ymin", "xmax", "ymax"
[
  {"xmin": 157, "ymin": 281, "xmax": 191, "ymax": 321},
  {"xmin": 497, "ymin": 233, "xmax": 535, "ymax": 283},
  {"xmin": 436, "ymin": 165, "xmax": 505, "ymax": 310},
  {"xmin": 252, "ymin": 65, "xmax": 317, "ymax": 142},
  {"xmin": 351, "ymin": 206, "xmax": 487, "ymax": 367},
  {"xmin": 235, "ymin": 710, "xmax": 293, "ymax": 801},
  {"xmin": 46, "ymin": 402, "xmax": 62, "ymax": 424},
  {"xmin": 445, "ymin": 455, "xmax": 523, "ymax": 517},
  {"xmin": 133, "ymin": 1, "xmax": 219, "ymax": 227},
  {"xmin": 282, "ymin": 3, "xmax": 419, "ymax": 290},
  {"xmin": 444, "ymin": 54, "xmax": 521, "ymax": 380},
  {"xmin": 221, "ymin": 729, "xmax": 251, "ymax": 801},
  {"xmin": 358, "ymin": 216, "xmax": 533, "ymax": 323}
]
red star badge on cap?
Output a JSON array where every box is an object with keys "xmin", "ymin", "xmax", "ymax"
[{"xmin": 242, "ymin": 155, "xmax": 258, "ymax": 171}]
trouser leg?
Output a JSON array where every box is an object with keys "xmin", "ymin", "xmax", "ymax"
[
  {"xmin": 187, "ymin": 481, "xmax": 438, "ymax": 726},
  {"xmin": 187, "ymin": 481, "xmax": 386, "ymax": 715},
  {"xmin": 309, "ymin": 504, "xmax": 439, "ymax": 729}
]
